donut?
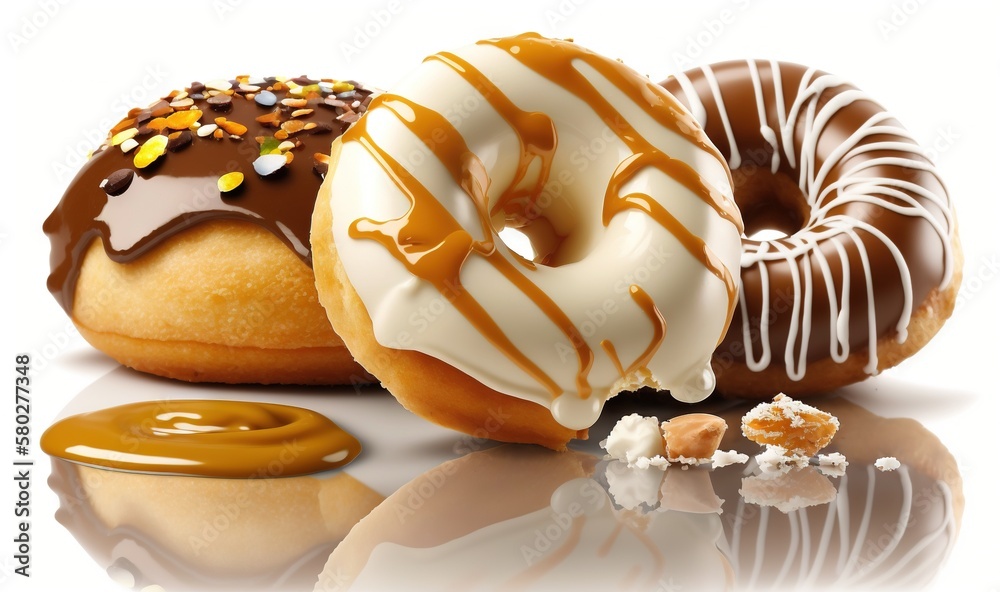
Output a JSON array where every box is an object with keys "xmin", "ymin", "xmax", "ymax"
[
  {"xmin": 659, "ymin": 61, "xmax": 960, "ymax": 397},
  {"xmin": 312, "ymin": 33, "xmax": 744, "ymax": 449},
  {"xmin": 44, "ymin": 75, "xmax": 375, "ymax": 385}
]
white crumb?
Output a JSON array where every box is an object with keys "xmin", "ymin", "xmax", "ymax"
[
  {"xmin": 601, "ymin": 413, "xmax": 668, "ymax": 470},
  {"xmin": 711, "ymin": 449, "xmax": 749, "ymax": 469},
  {"xmin": 633, "ymin": 455, "xmax": 669, "ymax": 470},
  {"xmin": 874, "ymin": 457, "xmax": 901, "ymax": 472},
  {"xmin": 670, "ymin": 455, "xmax": 713, "ymax": 467},
  {"xmin": 755, "ymin": 445, "xmax": 809, "ymax": 476},
  {"xmin": 816, "ymin": 452, "xmax": 849, "ymax": 477}
]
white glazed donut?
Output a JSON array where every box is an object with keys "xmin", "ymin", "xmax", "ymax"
[{"xmin": 312, "ymin": 33, "xmax": 744, "ymax": 448}]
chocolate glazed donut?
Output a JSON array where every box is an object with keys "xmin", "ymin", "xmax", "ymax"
[
  {"xmin": 44, "ymin": 76, "xmax": 376, "ymax": 384},
  {"xmin": 661, "ymin": 60, "xmax": 961, "ymax": 397}
]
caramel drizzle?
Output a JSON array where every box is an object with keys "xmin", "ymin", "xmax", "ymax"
[
  {"xmin": 345, "ymin": 117, "xmax": 563, "ymax": 397},
  {"xmin": 355, "ymin": 94, "xmax": 595, "ymax": 399},
  {"xmin": 481, "ymin": 34, "xmax": 741, "ymax": 323},
  {"xmin": 481, "ymin": 33, "xmax": 743, "ymax": 233},
  {"xmin": 428, "ymin": 52, "xmax": 559, "ymax": 221},
  {"xmin": 600, "ymin": 285, "xmax": 668, "ymax": 379}
]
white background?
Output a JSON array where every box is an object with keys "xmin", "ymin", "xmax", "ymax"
[{"xmin": 4, "ymin": 0, "xmax": 999, "ymax": 590}]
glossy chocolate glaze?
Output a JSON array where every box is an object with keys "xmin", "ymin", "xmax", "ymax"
[
  {"xmin": 44, "ymin": 76, "xmax": 371, "ymax": 313},
  {"xmin": 661, "ymin": 61, "xmax": 953, "ymax": 374}
]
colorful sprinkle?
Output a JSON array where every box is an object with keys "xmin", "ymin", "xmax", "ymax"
[
  {"xmin": 217, "ymin": 171, "xmax": 244, "ymax": 193},
  {"xmin": 119, "ymin": 138, "xmax": 139, "ymax": 153},
  {"xmin": 254, "ymin": 91, "xmax": 277, "ymax": 107},
  {"xmin": 133, "ymin": 135, "xmax": 168, "ymax": 168},
  {"xmin": 110, "ymin": 128, "xmax": 138, "ymax": 146},
  {"xmin": 313, "ymin": 152, "xmax": 330, "ymax": 176},
  {"xmin": 280, "ymin": 120, "xmax": 305, "ymax": 135},
  {"xmin": 167, "ymin": 130, "xmax": 193, "ymax": 152},
  {"xmin": 147, "ymin": 117, "xmax": 169, "ymax": 132},
  {"xmin": 207, "ymin": 95, "xmax": 233, "ymax": 111},
  {"xmin": 110, "ymin": 117, "xmax": 136, "ymax": 135},
  {"xmin": 197, "ymin": 123, "xmax": 218, "ymax": 138},
  {"xmin": 259, "ymin": 137, "xmax": 281, "ymax": 155},
  {"xmin": 169, "ymin": 97, "xmax": 195, "ymax": 109},
  {"xmin": 256, "ymin": 109, "xmax": 282, "ymax": 126},
  {"xmin": 150, "ymin": 101, "xmax": 173, "ymax": 117},
  {"xmin": 165, "ymin": 109, "xmax": 203, "ymax": 130},
  {"xmin": 253, "ymin": 153, "xmax": 288, "ymax": 177},
  {"xmin": 205, "ymin": 79, "xmax": 233, "ymax": 92},
  {"xmin": 101, "ymin": 169, "xmax": 135, "ymax": 196},
  {"xmin": 215, "ymin": 117, "xmax": 248, "ymax": 136}
]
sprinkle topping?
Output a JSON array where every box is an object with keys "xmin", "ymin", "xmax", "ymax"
[
  {"xmin": 165, "ymin": 109, "xmax": 202, "ymax": 130},
  {"xmin": 217, "ymin": 172, "xmax": 244, "ymax": 193},
  {"xmin": 89, "ymin": 75, "xmax": 375, "ymax": 196},
  {"xmin": 101, "ymin": 169, "xmax": 135, "ymax": 196},
  {"xmin": 133, "ymin": 135, "xmax": 168, "ymax": 168},
  {"xmin": 253, "ymin": 153, "xmax": 289, "ymax": 177},
  {"xmin": 254, "ymin": 91, "xmax": 277, "ymax": 107}
]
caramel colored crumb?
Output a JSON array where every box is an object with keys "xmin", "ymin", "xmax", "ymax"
[
  {"xmin": 741, "ymin": 394, "xmax": 839, "ymax": 457},
  {"xmin": 661, "ymin": 413, "xmax": 728, "ymax": 463}
]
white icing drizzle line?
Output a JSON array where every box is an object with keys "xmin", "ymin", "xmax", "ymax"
[
  {"xmin": 699, "ymin": 65, "xmax": 742, "ymax": 169},
  {"xmin": 726, "ymin": 464, "xmax": 958, "ymax": 587},
  {"xmin": 691, "ymin": 60, "xmax": 955, "ymax": 380},
  {"xmin": 746, "ymin": 58, "xmax": 780, "ymax": 174}
]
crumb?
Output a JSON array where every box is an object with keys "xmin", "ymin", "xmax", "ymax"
[
  {"xmin": 632, "ymin": 455, "xmax": 669, "ymax": 470},
  {"xmin": 755, "ymin": 445, "xmax": 809, "ymax": 475},
  {"xmin": 874, "ymin": 457, "xmax": 901, "ymax": 472},
  {"xmin": 662, "ymin": 413, "xmax": 728, "ymax": 465},
  {"xmin": 601, "ymin": 413, "xmax": 668, "ymax": 470},
  {"xmin": 741, "ymin": 394, "xmax": 839, "ymax": 457},
  {"xmin": 711, "ymin": 449, "xmax": 749, "ymax": 469},
  {"xmin": 816, "ymin": 452, "xmax": 849, "ymax": 477}
]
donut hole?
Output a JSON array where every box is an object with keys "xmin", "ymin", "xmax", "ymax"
[
  {"xmin": 497, "ymin": 226, "xmax": 536, "ymax": 261},
  {"xmin": 494, "ymin": 213, "xmax": 566, "ymax": 266},
  {"xmin": 736, "ymin": 167, "xmax": 812, "ymax": 241}
]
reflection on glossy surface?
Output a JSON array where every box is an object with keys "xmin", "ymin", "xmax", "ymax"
[
  {"xmin": 317, "ymin": 396, "xmax": 962, "ymax": 591},
  {"xmin": 714, "ymin": 397, "xmax": 964, "ymax": 590},
  {"xmin": 317, "ymin": 446, "xmax": 733, "ymax": 591},
  {"xmin": 49, "ymin": 459, "xmax": 382, "ymax": 591}
]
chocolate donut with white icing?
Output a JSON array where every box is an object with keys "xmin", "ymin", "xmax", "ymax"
[{"xmin": 662, "ymin": 60, "xmax": 960, "ymax": 397}]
